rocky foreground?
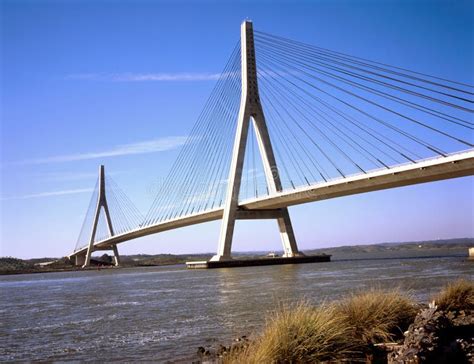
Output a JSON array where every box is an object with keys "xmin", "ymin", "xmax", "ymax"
[{"xmin": 388, "ymin": 305, "xmax": 473, "ymax": 363}]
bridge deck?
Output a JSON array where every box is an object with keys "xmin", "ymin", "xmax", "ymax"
[{"xmin": 70, "ymin": 150, "xmax": 474, "ymax": 258}]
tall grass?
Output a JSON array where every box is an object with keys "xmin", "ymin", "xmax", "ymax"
[
  {"xmin": 226, "ymin": 302, "xmax": 356, "ymax": 363},
  {"xmin": 434, "ymin": 279, "xmax": 474, "ymax": 312},
  {"xmin": 225, "ymin": 289, "xmax": 417, "ymax": 363},
  {"xmin": 225, "ymin": 283, "xmax": 472, "ymax": 363},
  {"xmin": 336, "ymin": 288, "xmax": 418, "ymax": 347}
]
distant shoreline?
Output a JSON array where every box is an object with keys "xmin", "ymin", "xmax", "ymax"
[
  {"xmin": 0, "ymin": 261, "xmax": 188, "ymax": 276},
  {"xmin": 1, "ymin": 238, "xmax": 472, "ymax": 276},
  {"xmin": 332, "ymin": 253, "xmax": 468, "ymax": 262}
]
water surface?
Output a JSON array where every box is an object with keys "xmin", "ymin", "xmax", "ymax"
[{"xmin": 1, "ymin": 255, "xmax": 472, "ymax": 362}]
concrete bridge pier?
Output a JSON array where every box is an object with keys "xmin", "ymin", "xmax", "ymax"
[
  {"xmin": 112, "ymin": 245, "xmax": 120, "ymax": 266},
  {"xmin": 72, "ymin": 244, "xmax": 120, "ymax": 267},
  {"xmin": 73, "ymin": 253, "xmax": 86, "ymax": 266}
]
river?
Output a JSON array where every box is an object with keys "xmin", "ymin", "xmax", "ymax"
[{"xmin": 1, "ymin": 255, "xmax": 472, "ymax": 362}]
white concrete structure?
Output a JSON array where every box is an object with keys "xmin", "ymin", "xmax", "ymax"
[
  {"xmin": 78, "ymin": 165, "xmax": 120, "ymax": 267},
  {"xmin": 69, "ymin": 21, "xmax": 474, "ymax": 266},
  {"xmin": 211, "ymin": 20, "xmax": 300, "ymax": 261},
  {"xmin": 69, "ymin": 149, "xmax": 474, "ymax": 262}
]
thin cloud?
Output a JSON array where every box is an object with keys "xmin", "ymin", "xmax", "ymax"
[
  {"xmin": 66, "ymin": 72, "xmax": 221, "ymax": 82},
  {"xmin": 14, "ymin": 136, "xmax": 187, "ymax": 165},
  {"xmin": 36, "ymin": 170, "xmax": 128, "ymax": 182},
  {"xmin": 1, "ymin": 188, "xmax": 93, "ymax": 201}
]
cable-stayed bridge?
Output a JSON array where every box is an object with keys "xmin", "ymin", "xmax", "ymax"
[{"xmin": 70, "ymin": 21, "xmax": 474, "ymax": 267}]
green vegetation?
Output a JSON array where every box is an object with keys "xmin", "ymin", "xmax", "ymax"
[
  {"xmin": 0, "ymin": 256, "xmax": 77, "ymax": 274},
  {"xmin": 0, "ymin": 257, "xmax": 35, "ymax": 272}
]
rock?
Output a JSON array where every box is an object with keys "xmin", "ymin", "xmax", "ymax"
[
  {"xmin": 195, "ymin": 335, "xmax": 251, "ymax": 361},
  {"xmin": 196, "ymin": 346, "xmax": 205, "ymax": 356},
  {"xmin": 389, "ymin": 307, "xmax": 473, "ymax": 363},
  {"xmin": 217, "ymin": 344, "xmax": 227, "ymax": 355}
]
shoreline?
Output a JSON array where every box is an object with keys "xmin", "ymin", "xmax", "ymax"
[
  {"xmin": 0, "ymin": 261, "xmax": 188, "ymax": 276},
  {"xmin": 1, "ymin": 238, "xmax": 472, "ymax": 276},
  {"xmin": 0, "ymin": 252, "xmax": 471, "ymax": 276}
]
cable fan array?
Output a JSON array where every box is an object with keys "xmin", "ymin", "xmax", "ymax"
[
  {"xmin": 142, "ymin": 42, "xmax": 242, "ymax": 227},
  {"xmin": 247, "ymin": 31, "xmax": 473, "ymax": 196},
  {"xmin": 75, "ymin": 173, "xmax": 143, "ymax": 251},
  {"xmin": 76, "ymin": 29, "xmax": 474, "ymax": 250}
]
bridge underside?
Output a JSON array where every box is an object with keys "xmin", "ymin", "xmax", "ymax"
[
  {"xmin": 70, "ymin": 21, "xmax": 474, "ymax": 267},
  {"xmin": 70, "ymin": 150, "xmax": 474, "ymax": 263}
]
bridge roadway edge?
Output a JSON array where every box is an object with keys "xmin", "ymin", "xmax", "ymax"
[{"xmin": 69, "ymin": 150, "xmax": 474, "ymax": 261}]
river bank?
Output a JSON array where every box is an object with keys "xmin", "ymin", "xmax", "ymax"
[{"xmin": 0, "ymin": 254, "xmax": 212, "ymax": 275}]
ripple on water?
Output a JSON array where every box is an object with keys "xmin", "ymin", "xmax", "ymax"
[{"xmin": 1, "ymin": 257, "xmax": 472, "ymax": 362}]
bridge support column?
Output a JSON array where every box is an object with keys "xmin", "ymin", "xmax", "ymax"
[
  {"xmin": 74, "ymin": 253, "xmax": 86, "ymax": 266},
  {"xmin": 211, "ymin": 20, "xmax": 301, "ymax": 261},
  {"xmin": 112, "ymin": 245, "xmax": 120, "ymax": 266},
  {"xmin": 83, "ymin": 165, "xmax": 116, "ymax": 267}
]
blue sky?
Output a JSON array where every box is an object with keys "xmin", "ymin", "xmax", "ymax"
[{"xmin": 1, "ymin": 0, "xmax": 473, "ymax": 258}]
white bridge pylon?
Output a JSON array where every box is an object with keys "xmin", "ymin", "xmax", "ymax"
[
  {"xmin": 78, "ymin": 165, "xmax": 120, "ymax": 267},
  {"xmin": 212, "ymin": 21, "xmax": 302, "ymax": 261}
]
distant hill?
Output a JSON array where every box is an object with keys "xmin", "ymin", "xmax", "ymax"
[
  {"xmin": 1, "ymin": 238, "xmax": 472, "ymax": 274},
  {"xmin": 0, "ymin": 257, "xmax": 35, "ymax": 272},
  {"xmin": 304, "ymin": 238, "xmax": 473, "ymax": 260},
  {"xmin": 120, "ymin": 253, "xmax": 212, "ymax": 267}
]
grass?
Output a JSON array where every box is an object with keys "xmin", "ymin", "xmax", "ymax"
[
  {"xmin": 225, "ymin": 302, "xmax": 356, "ymax": 363},
  {"xmin": 225, "ymin": 289, "xmax": 417, "ymax": 363},
  {"xmin": 225, "ymin": 282, "xmax": 472, "ymax": 363},
  {"xmin": 336, "ymin": 288, "xmax": 418, "ymax": 347},
  {"xmin": 433, "ymin": 279, "xmax": 474, "ymax": 312}
]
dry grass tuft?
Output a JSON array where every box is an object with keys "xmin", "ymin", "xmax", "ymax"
[
  {"xmin": 225, "ymin": 301, "xmax": 356, "ymax": 363},
  {"xmin": 223, "ymin": 283, "xmax": 474, "ymax": 363},
  {"xmin": 336, "ymin": 288, "xmax": 418, "ymax": 347},
  {"xmin": 434, "ymin": 279, "xmax": 474, "ymax": 312},
  {"xmin": 225, "ymin": 289, "xmax": 418, "ymax": 363}
]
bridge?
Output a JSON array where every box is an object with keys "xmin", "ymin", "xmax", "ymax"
[{"xmin": 70, "ymin": 21, "xmax": 474, "ymax": 267}]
